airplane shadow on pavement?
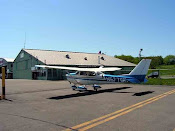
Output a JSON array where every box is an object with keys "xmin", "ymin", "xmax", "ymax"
[
  {"xmin": 132, "ymin": 91, "xmax": 155, "ymax": 96},
  {"xmin": 48, "ymin": 87, "xmax": 155, "ymax": 100},
  {"xmin": 48, "ymin": 87, "xmax": 132, "ymax": 100}
]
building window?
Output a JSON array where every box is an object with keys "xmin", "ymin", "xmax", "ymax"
[
  {"xmin": 48, "ymin": 69, "xmax": 52, "ymax": 77},
  {"xmin": 43, "ymin": 71, "xmax": 46, "ymax": 76},
  {"xmin": 39, "ymin": 70, "xmax": 46, "ymax": 77},
  {"xmin": 53, "ymin": 69, "xmax": 57, "ymax": 77}
]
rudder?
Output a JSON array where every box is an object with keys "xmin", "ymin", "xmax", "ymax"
[
  {"xmin": 129, "ymin": 59, "xmax": 151, "ymax": 76},
  {"xmin": 128, "ymin": 59, "xmax": 151, "ymax": 82}
]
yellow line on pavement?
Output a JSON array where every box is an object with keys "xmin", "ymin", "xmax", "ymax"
[
  {"xmin": 64, "ymin": 89, "xmax": 175, "ymax": 131},
  {"xmin": 79, "ymin": 90, "xmax": 175, "ymax": 131},
  {"xmin": 79, "ymin": 89, "xmax": 175, "ymax": 131}
]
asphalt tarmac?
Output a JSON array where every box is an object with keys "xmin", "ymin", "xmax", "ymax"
[{"xmin": 0, "ymin": 79, "xmax": 175, "ymax": 131}]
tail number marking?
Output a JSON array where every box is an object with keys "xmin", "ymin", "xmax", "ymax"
[{"xmin": 105, "ymin": 76, "xmax": 127, "ymax": 83}]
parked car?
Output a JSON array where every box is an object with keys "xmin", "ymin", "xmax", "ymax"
[{"xmin": 147, "ymin": 71, "xmax": 159, "ymax": 78}]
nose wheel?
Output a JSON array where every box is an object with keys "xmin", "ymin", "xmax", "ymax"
[
  {"xmin": 71, "ymin": 85, "xmax": 77, "ymax": 90},
  {"xmin": 71, "ymin": 85, "xmax": 87, "ymax": 91}
]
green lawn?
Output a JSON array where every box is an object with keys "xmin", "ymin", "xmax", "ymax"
[
  {"xmin": 156, "ymin": 65, "xmax": 175, "ymax": 76},
  {"xmin": 147, "ymin": 65, "xmax": 175, "ymax": 76},
  {"xmin": 156, "ymin": 65, "xmax": 175, "ymax": 69},
  {"xmin": 144, "ymin": 78, "xmax": 175, "ymax": 86},
  {"xmin": 145, "ymin": 65, "xmax": 175, "ymax": 85}
]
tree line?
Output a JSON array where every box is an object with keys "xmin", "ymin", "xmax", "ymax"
[{"xmin": 114, "ymin": 55, "xmax": 175, "ymax": 69}]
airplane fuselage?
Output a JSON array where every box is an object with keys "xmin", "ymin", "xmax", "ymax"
[
  {"xmin": 66, "ymin": 73, "xmax": 144, "ymax": 85},
  {"xmin": 36, "ymin": 59, "xmax": 151, "ymax": 91}
]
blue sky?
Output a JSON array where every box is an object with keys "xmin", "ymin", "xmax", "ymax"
[{"xmin": 0, "ymin": 0, "xmax": 175, "ymax": 58}]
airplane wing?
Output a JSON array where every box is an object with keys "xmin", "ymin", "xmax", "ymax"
[{"xmin": 35, "ymin": 65, "xmax": 121, "ymax": 72}]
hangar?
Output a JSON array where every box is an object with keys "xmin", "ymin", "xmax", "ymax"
[
  {"xmin": 13, "ymin": 49, "xmax": 136, "ymax": 80},
  {"xmin": 0, "ymin": 58, "xmax": 14, "ymax": 79}
]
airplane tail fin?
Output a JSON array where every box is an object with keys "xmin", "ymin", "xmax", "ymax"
[{"xmin": 128, "ymin": 59, "xmax": 151, "ymax": 82}]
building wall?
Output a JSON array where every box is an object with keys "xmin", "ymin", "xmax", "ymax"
[
  {"xmin": 13, "ymin": 50, "xmax": 44, "ymax": 79},
  {"xmin": 13, "ymin": 50, "xmax": 67, "ymax": 80},
  {"xmin": 0, "ymin": 59, "xmax": 14, "ymax": 78}
]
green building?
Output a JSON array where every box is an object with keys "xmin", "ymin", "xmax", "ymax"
[
  {"xmin": 0, "ymin": 58, "xmax": 14, "ymax": 78},
  {"xmin": 13, "ymin": 49, "xmax": 136, "ymax": 80}
]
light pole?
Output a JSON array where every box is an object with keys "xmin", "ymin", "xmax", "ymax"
[{"xmin": 139, "ymin": 48, "xmax": 143, "ymax": 61}]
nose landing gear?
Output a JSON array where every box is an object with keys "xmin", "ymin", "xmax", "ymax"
[{"xmin": 71, "ymin": 85, "xmax": 87, "ymax": 91}]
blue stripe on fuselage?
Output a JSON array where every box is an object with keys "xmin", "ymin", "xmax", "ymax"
[
  {"xmin": 104, "ymin": 75, "xmax": 131, "ymax": 83},
  {"xmin": 104, "ymin": 74, "xmax": 146, "ymax": 83},
  {"xmin": 67, "ymin": 73, "xmax": 146, "ymax": 83},
  {"xmin": 128, "ymin": 75, "xmax": 146, "ymax": 82}
]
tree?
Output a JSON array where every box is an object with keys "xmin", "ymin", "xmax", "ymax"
[
  {"xmin": 145, "ymin": 56, "xmax": 163, "ymax": 69},
  {"xmin": 115, "ymin": 55, "xmax": 136, "ymax": 64},
  {"xmin": 115, "ymin": 55, "xmax": 164, "ymax": 68},
  {"xmin": 164, "ymin": 55, "xmax": 175, "ymax": 65}
]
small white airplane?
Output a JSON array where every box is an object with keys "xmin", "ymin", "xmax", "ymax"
[{"xmin": 35, "ymin": 59, "xmax": 151, "ymax": 91}]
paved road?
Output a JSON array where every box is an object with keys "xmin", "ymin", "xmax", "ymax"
[{"xmin": 0, "ymin": 79, "xmax": 175, "ymax": 131}]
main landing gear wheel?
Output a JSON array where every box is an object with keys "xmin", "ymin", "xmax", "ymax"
[
  {"xmin": 94, "ymin": 88, "xmax": 98, "ymax": 92},
  {"xmin": 93, "ymin": 85, "xmax": 101, "ymax": 91}
]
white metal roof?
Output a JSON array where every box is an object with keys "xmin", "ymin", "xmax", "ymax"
[
  {"xmin": 0, "ymin": 58, "xmax": 14, "ymax": 63},
  {"xmin": 4, "ymin": 58, "xmax": 14, "ymax": 62},
  {"xmin": 23, "ymin": 49, "xmax": 136, "ymax": 67}
]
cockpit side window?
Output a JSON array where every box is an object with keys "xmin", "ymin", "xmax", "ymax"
[
  {"xmin": 79, "ymin": 71, "xmax": 96, "ymax": 76},
  {"xmin": 89, "ymin": 72, "xmax": 96, "ymax": 76},
  {"xmin": 80, "ymin": 71, "xmax": 86, "ymax": 75},
  {"xmin": 96, "ymin": 72, "xmax": 102, "ymax": 75}
]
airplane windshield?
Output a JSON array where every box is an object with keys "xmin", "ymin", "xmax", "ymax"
[{"xmin": 75, "ymin": 71, "xmax": 79, "ymax": 75}]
